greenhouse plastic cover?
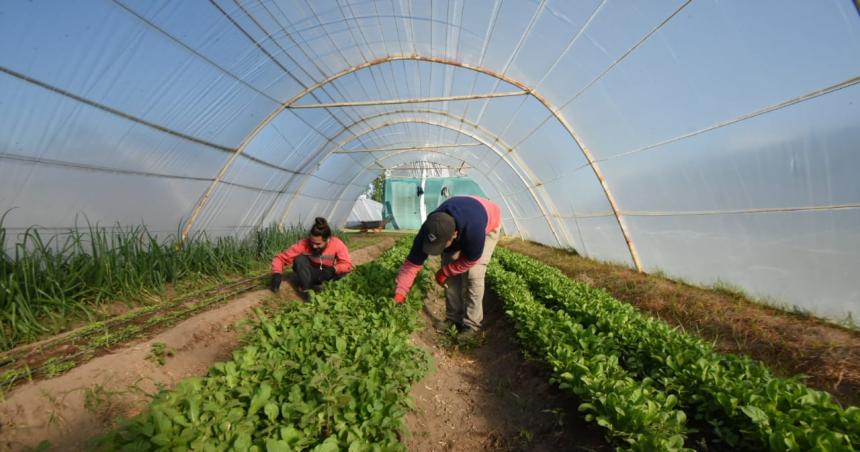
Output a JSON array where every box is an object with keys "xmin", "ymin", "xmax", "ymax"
[
  {"xmin": 346, "ymin": 196, "xmax": 383, "ymax": 226},
  {"xmin": 383, "ymin": 176, "xmax": 486, "ymax": 230},
  {"xmin": 0, "ymin": 1, "xmax": 858, "ymax": 322}
]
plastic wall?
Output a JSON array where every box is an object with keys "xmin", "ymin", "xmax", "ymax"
[{"xmin": 1, "ymin": 0, "xmax": 858, "ymax": 322}]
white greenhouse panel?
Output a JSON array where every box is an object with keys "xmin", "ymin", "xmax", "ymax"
[
  {"xmin": 627, "ymin": 209, "xmax": 860, "ymax": 323},
  {"xmin": 601, "ymin": 83, "xmax": 860, "ymax": 213},
  {"xmin": 517, "ymin": 216, "xmax": 557, "ymax": 247},
  {"xmin": 221, "ymin": 158, "xmax": 293, "ymax": 192},
  {"xmin": 575, "ymin": 216, "xmax": 635, "ymax": 267},
  {"xmin": 0, "ymin": 159, "xmax": 208, "ymax": 233},
  {"xmin": 192, "ymin": 185, "xmax": 279, "ymax": 237},
  {"xmin": 540, "ymin": 170, "xmax": 612, "ymax": 217},
  {"xmin": 0, "ymin": 74, "xmax": 229, "ymax": 179}
]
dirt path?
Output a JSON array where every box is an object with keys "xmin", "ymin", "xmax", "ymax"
[
  {"xmin": 404, "ymin": 283, "xmax": 609, "ymax": 451},
  {"xmin": 0, "ymin": 238, "xmax": 396, "ymax": 452}
]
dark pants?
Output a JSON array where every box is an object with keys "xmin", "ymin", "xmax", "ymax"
[{"xmin": 292, "ymin": 255, "xmax": 340, "ymax": 290}]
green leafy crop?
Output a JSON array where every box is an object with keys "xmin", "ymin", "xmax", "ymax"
[
  {"xmin": 494, "ymin": 248, "xmax": 859, "ymax": 451},
  {"xmin": 99, "ymin": 237, "xmax": 429, "ymax": 451},
  {"xmin": 487, "ymin": 259, "xmax": 690, "ymax": 450}
]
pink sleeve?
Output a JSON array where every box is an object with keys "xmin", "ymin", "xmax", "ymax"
[
  {"xmin": 333, "ymin": 239, "xmax": 353, "ymax": 274},
  {"xmin": 470, "ymin": 196, "xmax": 502, "ymax": 233},
  {"xmin": 443, "ymin": 257, "xmax": 479, "ymax": 277},
  {"xmin": 394, "ymin": 260, "xmax": 423, "ymax": 297},
  {"xmin": 271, "ymin": 241, "xmax": 304, "ymax": 273}
]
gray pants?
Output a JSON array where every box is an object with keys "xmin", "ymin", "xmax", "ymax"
[{"xmin": 442, "ymin": 228, "xmax": 500, "ymax": 331}]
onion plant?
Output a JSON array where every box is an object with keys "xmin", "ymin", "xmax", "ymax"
[{"xmin": 0, "ymin": 212, "xmax": 327, "ymax": 351}]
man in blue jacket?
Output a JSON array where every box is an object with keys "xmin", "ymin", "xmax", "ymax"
[{"xmin": 393, "ymin": 196, "xmax": 502, "ymax": 339}]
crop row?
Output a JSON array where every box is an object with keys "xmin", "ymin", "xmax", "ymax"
[
  {"xmin": 100, "ymin": 237, "xmax": 428, "ymax": 451},
  {"xmin": 0, "ymin": 217, "xmax": 316, "ymax": 351},
  {"xmin": 486, "ymin": 261, "xmax": 690, "ymax": 450},
  {"xmin": 495, "ymin": 248, "xmax": 859, "ymax": 451},
  {"xmin": 0, "ymin": 275, "xmax": 264, "ymax": 394}
]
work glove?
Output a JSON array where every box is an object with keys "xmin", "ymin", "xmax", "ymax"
[
  {"xmin": 269, "ymin": 273, "xmax": 282, "ymax": 292},
  {"xmin": 394, "ymin": 292, "xmax": 406, "ymax": 304},
  {"xmin": 435, "ymin": 268, "xmax": 448, "ymax": 286}
]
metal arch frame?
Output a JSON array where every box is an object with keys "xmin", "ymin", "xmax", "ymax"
[
  {"xmin": 323, "ymin": 117, "xmax": 572, "ymax": 245},
  {"xmin": 277, "ymin": 118, "xmax": 561, "ymax": 244},
  {"xmin": 271, "ymin": 114, "xmax": 561, "ymax": 240},
  {"xmin": 291, "ymin": 55, "xmax": 638, "ymax": 269},
  {"xmin": 289, "ymin": 90, "xmax": 528, "ymax": 108},
  {"xmin": 184, "ymin": 54, "xmax": 639, "ymax": 269},
  {"xmin": 267, "ymin": 107, "xmax": 574, "ymax": 246},
  {"xmin": 327, "ymin": 149, "xmax": 526, "ymax": 239}
]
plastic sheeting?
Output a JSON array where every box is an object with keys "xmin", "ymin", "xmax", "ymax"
[
  {"xmin": 346, "ymin": 196, "xmax": 383, "ymax": 227},
  {"xmin": 383, "ymin": 176, "xmax": 486, "ymax": 230},
  {"xmin": 1, "ymin": 0, "xmax": 859, "ymax": 322}
]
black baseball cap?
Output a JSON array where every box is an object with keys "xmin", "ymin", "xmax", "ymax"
[{"xmin": 421, "ymin": 212, "xmax": 456, "ymax": 255}]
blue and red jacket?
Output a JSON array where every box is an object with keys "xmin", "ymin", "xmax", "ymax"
[{"xmin": 395, "ymin": 196, "xmax": 501, "ymax": 297}]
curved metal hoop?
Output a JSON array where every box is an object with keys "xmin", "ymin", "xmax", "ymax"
[
  {"xmin": 276, "ymin": 118, "xmax": 564, "ymax": 245},
  {"xmin": 183, "ymin": 55, "xmax": 639, "ymax": 269}
]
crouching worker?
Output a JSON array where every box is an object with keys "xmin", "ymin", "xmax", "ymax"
[
  {"xmin": 393, "ymin": 196, "xmax": 501, "ymax": 340},
  {"xmin": 270, "ymin": 217, "xmax": 352, "ymax": 292}
]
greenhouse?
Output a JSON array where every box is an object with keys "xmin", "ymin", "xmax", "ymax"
[{"xmin": 0, "ymin": 1, "xmax": 858, "ymax": 450}]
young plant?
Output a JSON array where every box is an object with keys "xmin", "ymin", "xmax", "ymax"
[
  {"xmin": 99, "ymin": 238, "xmax": 430, "ymax": 450},
  {"xmin": 496, "ymin": 248, "xmax": 860, "ymax": 450},
  {"xmin": 145, "ymin": 342, "xmax": 174, "ymax": 366}
]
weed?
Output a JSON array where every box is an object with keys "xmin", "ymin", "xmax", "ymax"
[
  {"xmin": 711, "ymin": 279, "xmax": 750, "ymax": 300},
  {"xmin": 145, "ymin": 342, "xmax": 174, "ymax": 366},
  {"xmin": 83, "ymin": 383, "xmax": 134, "ymax": 427},
  {"xmin": 838, "ymin": 312, "xmax": 857, "ymax": 330},
  {"xmin": 517, "ymin": 428, "xmax": 534, "ymax": 443},
  {"xmin": 41, "ymin": 357, "xmax": 75, "ymax": 378},
  {"xmin": 542, "ymin": 407, "xmax": 566, "ymax": 427},
  {"xmin": 455, "ymin": 330, "xmax": 484, "ymax": 351},
  {"xmin": 437, "ymin": 324, "xmax": 460, "ymax": 349}
]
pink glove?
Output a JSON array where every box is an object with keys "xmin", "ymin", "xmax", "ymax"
[{"xmin": 394, "ymin": 293, "xmax": 406, "ymax": 304}]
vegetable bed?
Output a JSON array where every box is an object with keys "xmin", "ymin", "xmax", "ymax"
[
  {"xmin": 101, "ymin": 237, "xmax": 429, "ymax": 451},
  {"xmin": 489, "ymin": 248, "xmax": 859, "ymax": 451}
]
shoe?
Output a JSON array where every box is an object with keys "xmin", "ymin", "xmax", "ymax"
[{"xmin": 457, "ymin": 328, "xmax": 480, "ymax": 342}]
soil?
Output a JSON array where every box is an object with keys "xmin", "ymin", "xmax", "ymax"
[
  {"xmin": 0, "ymin": 276, "xmax": 262, "ymax": 390},
  {"xmin": 501, "ymin": 239, "xmax": 860, "ymax": 408},
  {"xmin": 0, "ymin": 237, "xmax": 396, "ymax": 452},
  {"xmin": 12, "ymin": 232, "xmax": 843, "ymax": 451},
  {"xmin": 404, "ymin": 281, "xmax": 610, "ymax": 451}
]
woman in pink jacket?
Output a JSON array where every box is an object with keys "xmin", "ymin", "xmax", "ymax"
[{"xmin": 270, "ymin": 217, "xmax": 353, "ymax": 292}]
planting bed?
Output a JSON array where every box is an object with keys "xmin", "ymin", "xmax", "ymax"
[
  {"xmin": 2, "ymin": 236, "xmax": 857, "ymax": 451},
  {"xmin": 502, "ymin": 239, "xmax": 860, "ymax": 408},
  {"xmin": 488, "ymin": 248, "xmax": 859, "ymax": 450},
  {"xmin": 0, "ymin": 236, "xmax": 394, "ymax": 451}
]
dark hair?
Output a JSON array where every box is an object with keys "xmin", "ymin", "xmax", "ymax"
[{"xmin": 309, "ymin": 217, "xmax": 332, "ymax": 239}]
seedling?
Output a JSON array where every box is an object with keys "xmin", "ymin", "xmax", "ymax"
[{"xmin": 145, "ymin": 342, "xmax": 174, "ymax": 366}]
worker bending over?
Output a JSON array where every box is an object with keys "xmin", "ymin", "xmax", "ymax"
[{"xmin": 393, "ymin": 196, "xmax": 501, "ymax": 339}]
